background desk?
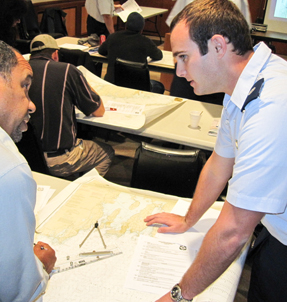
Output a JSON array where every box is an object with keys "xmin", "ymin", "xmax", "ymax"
[
  {"xmin": 137, "ymin": 7, "xmax": 168, "ymax": 44},
  {"xmin": 251, "ymin": 30, "xmax": 287, "ymax": 44},
  {"xmin": 75, "ymin": 70, "xmax": 222, "ymax": 151},
  {"xmin": 78, "ymin": 100, "xmax": 222, "ymax": 151}
]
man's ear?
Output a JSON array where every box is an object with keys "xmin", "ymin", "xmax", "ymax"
[
  {"xmin": 52, "ymin": 49, "xmax": 59, "ymax": 62},
  {"xmin": 210, "ymin": 35, "xmax": 227, "ymax": 58}
]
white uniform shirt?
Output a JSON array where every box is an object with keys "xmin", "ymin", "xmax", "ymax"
[
  {"xmin": 0, "ymin": 127, "xmax": 49, "ymax": 301},
  {"xmin": 85, "ymin": 0, "xmax": 114, "ymax": 23},
  {"xmin": 215, "ymin": 42, "xmax": 287, "ymax": 245}
]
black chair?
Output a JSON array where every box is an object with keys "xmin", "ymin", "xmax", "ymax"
[
  {"xmin": 59, "ymin": 48, "xmax": 100, "ymax": 76},
  {"xmin": 15, "ymin": 0, "xmax": 65, "ymax": 54},
  {"xmin": 170, "ymin": 63, "xmax": 224, "ymax": 106},
  {"xmin": 16, "ymin": 122, "xmax": 50, "ymax": 175},
  {"xmin": 131, "ymin": 142, "xmax": 205, "ymax": 198},
  {"xmin": 114, "ymin": 58, "xmax": 151, "ymax": 92}
]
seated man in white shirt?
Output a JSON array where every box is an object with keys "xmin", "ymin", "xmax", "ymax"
[{"xmin": 0, "ymin": 41, "xmax": 56, "ymax": 302}]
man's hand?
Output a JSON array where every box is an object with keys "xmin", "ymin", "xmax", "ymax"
[
  {"xmin": 144, "ymin": 212, "xmax": 190, "ymax": 233},
  {"xmin": 34, "ymin": 241, "xmax": 57, "ymax": 274},
  {"xmin": 155, "ymin": 292, "xmax": 173, "ymax": 301},
  {"xmin": 114, "ymin": 4, "xmax": 123, "ymax": 13}
]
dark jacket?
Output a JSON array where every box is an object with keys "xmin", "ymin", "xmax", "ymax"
[{"xmin": 98, "ymin": 29, "xmax": 162, "ymax": 83}]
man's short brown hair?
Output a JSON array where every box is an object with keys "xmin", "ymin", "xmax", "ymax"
[{"xmin": 171, "ymin": 0, "xmax": 253, "ymax": 56}]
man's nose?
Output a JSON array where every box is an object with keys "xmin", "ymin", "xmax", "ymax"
[
  {"xmin": 28, "ymin": 100, "xmax": 36, "ymax": 114},
  {"xmin": 176, "ymin": 63, "xmax": 186, "ymax": 78}
]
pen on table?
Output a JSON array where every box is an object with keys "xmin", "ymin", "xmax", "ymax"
[
  {"xmin": 34, "ymin": 243, "xmax": 48, "ymax": 250},
  {"xmin": 106, "ymin": 107, "xmax": 117, "ymax": 111}
]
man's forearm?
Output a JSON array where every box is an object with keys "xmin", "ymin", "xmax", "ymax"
[
  {"xmin": 179, "ymin": 223, "xmax": 245, "ymax": 299},
  {"xmin": 185, "ymin": 152, "xmax": 234, "ymax": 227},
  {"xmin": 179, "ymin": 201, "xmax": 264, "ymax": 300},
  {"xmin": 103, "ymin": 15, "xmax": 114, "ymax": 34}
]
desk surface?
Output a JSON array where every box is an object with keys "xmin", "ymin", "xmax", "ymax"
[
  {"xmin": 251, "ymin": 30, "xmax": 287, "ymax": 43},
  {"xmin": 32, "ymin": 171, "xmax": 70, "ymax": 198},
  {"xmin": 75, "ymin": 69, "xmax": 222, "ymax": 151},
  {"xmin": 137, "ymin": 6, "xmax": 168, "ymax": 19}
]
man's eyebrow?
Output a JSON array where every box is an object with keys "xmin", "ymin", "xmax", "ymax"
[
  {"xmin": 21, "ymin": 74, "xmax": 33, "ymax": 85},
  {"xmin": 26, "ymin": 74, "xmax": 33, "ymax": 81},
  {"xmin": 173, "ymin": 51, "xmax": 183, "ymax": 58}
]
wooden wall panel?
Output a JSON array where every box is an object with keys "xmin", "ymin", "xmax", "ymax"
[
  {"xmin": 33, "ymin": 0, "xmax": 85, "ymax": 37},
  {"xmin": 33, "ymin": 0, "xmax": 120, "ymax": 37},
  {"xmin": 248, "ymin": 0, "xmax": 267, "ymax": 23},
  {"xmin": 136, "ymin": 0, "xmax": 174, "ymax": 37},
  {"xmin": 81, "ymin": 6, "xmax": 88, "ymax": 36},
  {"xmin": 64, "ymin": 8, "xmax": 76, "ymax": 37}
]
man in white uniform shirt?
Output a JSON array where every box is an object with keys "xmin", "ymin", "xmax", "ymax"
[
  {"xmin": 85, "ymin": 0, "xmax": 123, "ymax": 37},
  {"xmin": 145, "ymin": 0, "xmax": 287, "ymax": 301}
]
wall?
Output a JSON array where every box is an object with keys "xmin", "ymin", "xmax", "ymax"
[{"xmin": 248, "ymin": 0, "xmax": 266, "ymax": 23}]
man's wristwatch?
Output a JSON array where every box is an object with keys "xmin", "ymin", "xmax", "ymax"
[{"xmin": 170, "ymin": 284, "xmax": 193, "ymax": 302}]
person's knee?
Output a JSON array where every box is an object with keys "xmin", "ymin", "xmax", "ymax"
[{"xmin": 105, "ymin": 144, "xmax": 115, "ymax": 160}]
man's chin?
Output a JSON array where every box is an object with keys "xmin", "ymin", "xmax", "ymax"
[
  {"xmin": 189, "ymin": 81, "xmax": 201, "ymax": 95},
  {"xmin": 12, "ymin": 133, "xmax": 23, "ymax": 143},
  {"xmin": 11, "ymin": 128, "xmax": 25, "ymax": 143},
  {"xmin": 192, "ymin": 86, "xmax": 207, "ymax": 96}
]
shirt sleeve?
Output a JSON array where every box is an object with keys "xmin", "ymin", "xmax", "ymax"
[
  {"xmin": 145, "ymin": 38, "xmax": 163, "ymax": 60},
  {"xmin": 98, "ymin": 0, "xmax": 113, "ymax": 16},
  {"xmin": 68, "ymin": 65, "xmax": 101, "ymax": 116},
  {"xmin": 223, "ymin": 94, "xmax": 287, "ymax": 214},
  {"xmin": 0, "ymin": 163, "xmax": 49, "ymax": 302}
]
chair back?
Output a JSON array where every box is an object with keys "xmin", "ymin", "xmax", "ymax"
[
  {"xmin": 114, "ymin": 58, "xmax": 151, "ymax": 92},
  {"xmin": 131, "ymin": 142, "xmax": 204, "ymax": 198}
]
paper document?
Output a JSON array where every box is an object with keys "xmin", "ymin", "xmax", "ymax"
[
  {"xmin": 117, "ymin": 0, "xmax": 142, "ymax": 22},
  {"xmin": 154, "ymin": 200, "xmax": 249, "ymax": 302},
  {"xmin": 104, "ymin": 100, "xmax": 145, "ymax": 115},
  {"xmin": 208, "ymin": 118, "xmax": 220, "ymax": 137},
  {"xmin": 156, "ymin": 200, "xmax": 220, "ymax": 246},
  {"xmin": 59, "ymin": 43, "xmax": 89, "ymax": 51},
  {"xmin": 35, "ymin": 185, "xmax": 55, "ymax": 214},
  {"xmin": 124, "ymin": 235, "xmax": 201, "ymax": 295},
  {"xmin": 77, "ymin": 66, "xmax": 182, "ymax": 130}
]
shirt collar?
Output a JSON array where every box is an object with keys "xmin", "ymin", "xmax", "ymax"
[
  {"xmin": 29, "ymin": 55, "xmax": 52, "ymax": 61},
  {"xmin": 224, "ymin": 42, "xmax": 272, "ymax": 109}
]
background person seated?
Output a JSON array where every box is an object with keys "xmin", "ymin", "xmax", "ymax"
[
  {"xmin": 99, "ymin": 12, "xmax": 165, "ymax": 94},
  {"xmin": 28, "ymin": 34, "xmax": 114, "ymax": 178},
  {"xmin": 0, "ymin": 0, "xmax": 27, "ymax": 47}
]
